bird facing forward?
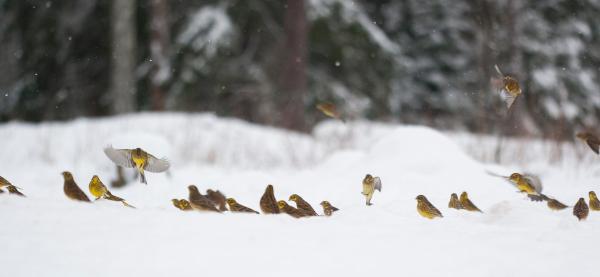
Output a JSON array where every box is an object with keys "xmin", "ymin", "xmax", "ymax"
[
  {"xmin": 589, "ymin": 191, "xmax": 600, "ymax": 211},
  {"xmin": 260, "ymin": 184, "xmax": 280, "ymax": 214},
  {"xmin": 289, "ymin": 194, "xmax": 318, "ymax": 216},
  {"xmin": 460, "ymin": 192, "xmax": 482, "ymax": 212},
  {"xmin": 277, "ymin": 200, "xmax": 306, "ymax": 218},
  {"xmin": 88, "ymin": 175, "xmax": 135, "ymax": 208},
  {"xmin": 448, "ymin": 193, "xmax": 463, "ymax": 210},
  {"xmin": 104, "ymin": 146, "xmax": 170, "ymax": 185},
  {"xmin": 573, "ymin": 198, "xmax": 589, "ymax": 221},
  {"xmin": 416, "ymin": 195, "xmax": 443, "ymax": 219},
  {"xmin": 320, "ymin": 201, "xmax": 339, "ymax": 216},
  {"xmin": 188, "ymin": 185, "xmax": 221, "ymax": 213},
  {"xmin": 62, "ymin": 171, "xmax": 90, "ymax": 202},
  {"xmin": 576, "ymin": 132, "xmax": 600, "ymax": 155},
  {"xmin": 362, "ymin": 174, "xmax": 382, "ymax": 206},
  {"xmin": 227, "ymin": 198, "xmax": 259, "ymax": 214}
]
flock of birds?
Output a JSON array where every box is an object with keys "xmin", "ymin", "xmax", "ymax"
[{"xmin": 1, "ymin": 65, "xmax": 600, "ymax": 220}]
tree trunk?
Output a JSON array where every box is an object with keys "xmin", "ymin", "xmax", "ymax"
[
  {"xmin": 110, "ymin": 0, "xmax": 136, "ymax": 114},
  {"xmin": 149, "ymin": 0, "xmax": 170, "ymax": 111}
]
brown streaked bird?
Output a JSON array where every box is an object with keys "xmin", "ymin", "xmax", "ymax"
[
  {"xmin": 448, "ymin": 193, "xmax": 463, "ymax": 210},
  {"xmin": 573, "ymin": 198, "xmax": 589, "ymax": 221},
  {"xmin": 104, "ymin": 146, "xmax": 170, "ymax": 185},
  {"xmin": 260, "ymin": 184, "xmax": 280, "ymax": 214},
  {"xmin": 227, "ymin": 198, "xmax": 259, "ymax": 214},
  {"xmin": 6, "ymin": 185, "xmax": 25, "ymax": 197},
  {"xmin": 416, "ymin": 195, "xmax": 443, "ymax": 219},
  {"xmin": 316, "ymin": 102, "xmax": 345, "ymax": 122},
  {"xmin": 62, "ymin": 171, "xmax": 91, "ymax": 202},
  {"xmin": 493, "ymin": 65, "xmax": 522, "ymax": 109},
  {"xmin": 546, "ymin": 198, "xmax": 569, "ymax": 211},
  {"xmin": 460, "ymin": 192, "xmax": 482, "ymax": 212},
  {"xmin": 206, "ymin": 189, "xmax": 228, "ymax": 211},
  {"xmin": 289, "ymin": 194, "xmax": 318, "ymax": 216},
  {"xmin": 576, "ymin": 132, "xmax": 600, "ymax": 155},
  {"xmin": 320, "ymin": 201, "xmax": 339, "ymax": 216},
  {"xmin": 589, "ymin": 191, "xmax": 600, "ymax": 211},
  {"xmin": 277, "ymin": 200, "xmax": 306, "ymax": 218},
  {"xmin": 188, "ymin": 185, "xmax": 221, "ymax": 213}
]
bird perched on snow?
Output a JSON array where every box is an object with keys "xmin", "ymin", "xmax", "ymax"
[
  {"xmin": 277, "ymin": 200, "xmax": 306, "ymax": 218},
  {"xmin": 448, "ymin": 193, "xmax": 463, "ymax": 210},
  {"xmin": 172, "ymin": 199, "xmax": 193, "ymax": 211},
  {"xmin": 316, "ymin": 102, "xmax": 345, "ymax": 122},
  {"xmin": 546, "ymin": 198, "xmax": 569, "ymax": 211},
  {"xmin": 460, "ymin": 192, "xmax": 482, "ymax": 212},
  {"xmin": 492, "ymin": 65, "xmax": 522, "ymax": 110},
  {"xmin": 260, "ymin": 184, "xmax": 280, "ymax": 214},
  {"xmin": 62, "ymin": 171, "xmax": 90, "ymax": 202},
  {"xmin": 289, "ymin": 194, "xmax": 318, "ymax": 216},
  {"xmin": 573, "ymin": 198, "xmax": 589, "ymax": 221},
  {"xmin": 576, "ymin": 132, "xmax": 600, "ymax": 155},
  {"xmin": 188, "ymin": 185, "xmax": 221, "ymax": 212},
  {"xmin": 362, "ymin": 174, "xmax": 382, "ymax": 206},
  {"xmin": 206, "ymin": 189, "xmax": 228, "ymax": 211},
  {"xmin": 88, "ymin": 175, "xmax": 135, "ymax": 208},
  {"xmin": 104, "ymin": 146, "xmax": 170, "ymax": 185},
  {"xmin": 320, "ymin": 201, "xmax": 339, "ymax": 216},
  {"xmin": 589, "ymin": 191, "xmax": 600, "ymax": 211},
  {"xmin": 416, "ymin": 195, "xmax": 443, "ymax": 219},
  {"xmin": 6, "ymin": 185, "xmax": 25, "ymax": 197},
  {"xmin": 227, "ymin": 198, "xmax": 259, "ymax": 214}
]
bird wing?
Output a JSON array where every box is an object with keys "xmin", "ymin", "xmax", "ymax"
[
  {"xmin": 523, "ymin": 173, "xmax": 543, "ymax": 194},
  {"xmin": 373, "ymin": 177, "xmax": 382, "ymax": 192},
  {"xmin": 586, "ymin": 140, "xmax": 599, "ymax": 154},
  {"xmin": 144, "ymin": 153, "xmax": 170, "ymax": 173},
  {"xmin": 104, "ymin": 146, "xmax": 134, "ymax": 168},
  {"xmin": 501, "ymin": 90, "xmax": 517, "ymax": 109}
]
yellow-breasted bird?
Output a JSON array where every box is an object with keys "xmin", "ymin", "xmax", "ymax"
[
  {"xmin": 546, "ymin": 198, "xmax": 569, "ymax": 211},
  {"xmin": 88, "ymin": 175, "xmax": 135, "ymax": 208},
  {"xmin": 172, "ymin": 199, "xmax": 193, "ymax": 211},
  {"xmin": 573, "ymin": 198, "xmax": 589, "ymax": 221},
  {"xmin": 416, "ymin": 195, "xmax": 443, "ymax": 219},
  {"xmin": 320, "ymin": 201, "xmax": 339, "ymax": 216},
  {"xmin": 289, "ymin": 194, "xmax": 318, "ymax": 216},
  {"xmin": 227, "ymin": 198, "xmax": 259, "ymax": 214},
  {"xmin": 206, "ymin": 189, "xmax": 228, "ymax": 211},
  {"xmin": 104, "ymin": 146, "xmax": 170, "ymax": 185},
  {"xmin": 493, "ymin": 65, "xmax": 522, "ymax": 110},
  {"xmin": 576, "ymin": 132, "xmax": 600, "ymax": 155},
  {"xmin": 589, "ymin": 191, "xmax": 600, "ymax": 211},
  {"xmin": 362, "ymin": 174, "xmax": 382, "ymax": 206},
  {"xmin": 277, "ymin": 200, "xmax": 306, "ymax": 218},
  {"xmin": 260, "ymin": 184, "xmax": 280, "ymax": 214},
  {"xmin": 460, "ymin": 192, "xmax": 482, "ymax": 212},
  {"xmin": 188, "ymin": 185, "xmax": 221, "ymax": 213},
  {"xmin": 448, "ymin": 193, "xmax": 463, "ymax": 210},
  {"xmin": 6, "ymin": 185, "xmax": 25, "ymax": 197},
  {"xmin": 62, "ymin": 171, "xmax": 91, "ymax": 202},
  {"xmin": 508, "ymin": 173, "xmax": 542, "ymax": 196},
  {"xmin": 316, "ymin": 102, "xmax": 345, "ymax": 123}
]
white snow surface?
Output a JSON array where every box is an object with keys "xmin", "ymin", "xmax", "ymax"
[{"xmin": 0, "ymin": 113, "xmax": 599, "ymax": 277}]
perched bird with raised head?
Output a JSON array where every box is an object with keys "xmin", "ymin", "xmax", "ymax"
[
  {"xmin": 493, "ymin": 65, "xmax": 522, "ymax": 110},
  {"xmin": 172, "ymin": 199, "xmax": 193, "ymax": 211},
  {"xmin": 546, "ymin": 198, "xmax": 569, "ymax": 211},
  {"xmin": 278, "ymin": 200, "xmax": 306, "ymax": 218},
  {"xmin": 460, "ymin": 192, "xmax": 482, "ymax": 212},
  {"xmin": 289, "ymin": 194, "xmax": 318, "ymax": 216},
  {"xmin": 206, "ymin": 189, "xmax": 228, "ymax": 211},
  {"xmin": 362, "ymin": 174, "xmax": 382, "ymax": 206},
  {"xmin": 573, "ymin": 198, "xmax": 589, "ymax": 221},
  {"xmin": 88, "ymin": 175, "xmax": 135, "ymax": 208},
  {"xmin": 62, "ymin": 171, "xmax": 91, "ymax": 202},
  {"xmin": 6, "ymin": 185, "xmax": 25, "ymax": 197},
  {"xmin": 576, "ymin": 132, "xmax": 600, "ymax": 155},
  {"xmin": 227, "ymin": 198, "xmax": 259, "ymax": 214},
  {"xmin": 316, "ymin": 102, "xmax": 345, "ymax": 122},
  {"xmin": 416, "ymin": 195, "xmax": 443, "ymax": 219},
  {"xmin": 188, "ymin": 185, "xmax": 221, "ymax": 212},
  {"xmin": 448, "ymin": 193, "xmax": 463, "ymax": 210},
  {"xmin": 260, "ymin": 184, "xmax": 280, "ymax": 214},
  {"xmin": 104, "ymin": 146, "xmax": 170, "ymax": 185},
  {"xmin": 320, "ymin": 201, "xmax": 338, "ymax": 216},
  {"xmin": 589, "ymin": 191, "xmax": 600, "ymax": 211}
]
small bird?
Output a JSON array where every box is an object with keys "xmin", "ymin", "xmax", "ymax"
[
  {"xmin": 188, "ymin": 185, "xmax": 221, "ymax": 212},
  {"xmin": 62, "ymin": 171, "xmax": 91, "ymax": 202},
  {"xmin": 88, "ymin": 175, "xmax": 135, "ymax": 208},
  {"xmin": 6, "ymin": 185, "xmax": 25, "ymax": 197},
  {"xmin": 277, "ymin": 200, "xmax": 306, "ymax": 218},
  {"xmin": 573, "ymin": 198, "xmax": 589, "ymax": 221},
  {"xmin": 460, "ymin": 192, "xmax": 482, "ymax": 212},
  {"xmin": 172, "ymin": 199, "xmax": 193, "ymax": 211},
  {"xmin": 260, "ymin": 184, "xmax": 280, "ymax": 214},
  {"xmin": 289, "ymin": 194, "xmax": 318, "ymax": 216},
  {"xmin": 589, "ymin": 191, "xmax": 600, "ymax": 211},
  {"xmin": 448, "ymin": 193, "xmax": 463, "ymax": 210},
  {"xmin": 508, "ymin": 173, "xmax": 541, "ymax": 196},
  {"xmin": 546, "ymin": 198, "xmax": 569, "ymax": 211},
  {"xmin": 206, "ymin": 189, "xmax": 228, "ymax": 211},
  {"xmin": 576, "ymin": 132, "xmax": 600, "ymax": 155},
  {"xmin": 320, "ymin": 201, "xmax": 339, "ymax": 216},
  {"xmin": 493, "ymin": 65, "xmax": 522, "ymax": 109},
  {"xmin": 227, "ymin": 198, "xmax": 259, "ymax": 214},
  {"xmin": 104, "ymin": 146, "xmax": 170, "ymax": 185},
  {"xmin": 362, "ymin": 174, "xmax": 382, "ymax": 206},
  {"xmin": 316, "ymin": 102, "xmax": 345, "ymax": 122},
  {"xmin": 416, "ymin": 195, "xmax": 443, "ymax": 219}
]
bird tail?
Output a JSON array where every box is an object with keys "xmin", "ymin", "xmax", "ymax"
[
  {"xmin": 121, "ymin": 201, "xmax": 136, "ymax": 209},
  {"xmin": 139, "ymin": 170, "xmax": 147, "ymax": 185}
]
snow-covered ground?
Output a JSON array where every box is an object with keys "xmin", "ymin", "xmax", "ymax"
[{"xmin": 1, "ymin": 113, "xmax": 598, "ymax": 277}]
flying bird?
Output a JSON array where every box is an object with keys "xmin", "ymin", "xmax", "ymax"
[
  {"xmin": 492, "ymin": 65, "xmax": 522, "ymax": 110},
  {"xmin": 362, "ymin": 174, "xmax": 382, "ymax": 206},
  {"xmin": 104, "ymin": 146, "xmax": 170, "ymax": 185}
]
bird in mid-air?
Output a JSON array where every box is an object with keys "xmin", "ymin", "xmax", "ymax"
[
  {"xmin": 492, "ymin": 64, "xmax": 522, "ymax": 110},
  {"xmin": 320, "ymin": 201, "xmax": 339, "ymax": 216},
  {"xmin": 277, "ymin": 200, "xmax": 306, "ymax": 218},
  {"xmin": 260, "ymin": 184, "xmax": 280, "ymax": 214},
  {"xmin": 573, "ymin": 198, "xmax": 589, "ymax": 221},
  {"xmin": 448, "ymin": 193, "xmax": 463, "ymax": 210},
  {"xmin": 362, "ymin": 174, "xmax": 382, "ymax": 206},
  {"xmin": 316, "ymin": 102, "xmax": 345, "ymax": 122},
  {"xmin": 62, "ymin": 171, "xmax": 91, "ymax": 202},
  {"xmin": 415, "ymin": 195, "xmax": 443, "ymax": 219},
  {"xmin": 104, "ymin": 146, "xmax": 170, "ymax": 185},
  {"xmin": 187, "ymin": 185, "xmax": 221, "ymax": 213},
  {"xmin": 172, "ymin": 199, "xmax": 193, "ymax": 211},
  {"xmin": 460, "ymin": 192, "xmax": 482, "ymax": 212},
  {"xmin": 289, "ymin": 194, "xmax": 318, "ymax": 216},
  {"xmin": 589, "ymin": 191, "xmax": 600, "ymax": 211},
  {"xmin": 88, "ymin": 175, "xmax": 135, "ymax": 208},
  {"xmin": 576, "ymin": 132, "xmax": 600, "ymax": 155},
  {"xmin": 226, "ymin": 198, "xmax": 259, "ymax": 214}
]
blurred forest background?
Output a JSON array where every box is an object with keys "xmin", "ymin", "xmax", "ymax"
[{"xmin": 1, "ymin": 0, "xmax": 600, "ymax": 139}]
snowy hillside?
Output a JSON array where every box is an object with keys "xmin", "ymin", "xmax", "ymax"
[{"xmin": 1, "ymin": 113, "xmax": 599, "ymax": 277}]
